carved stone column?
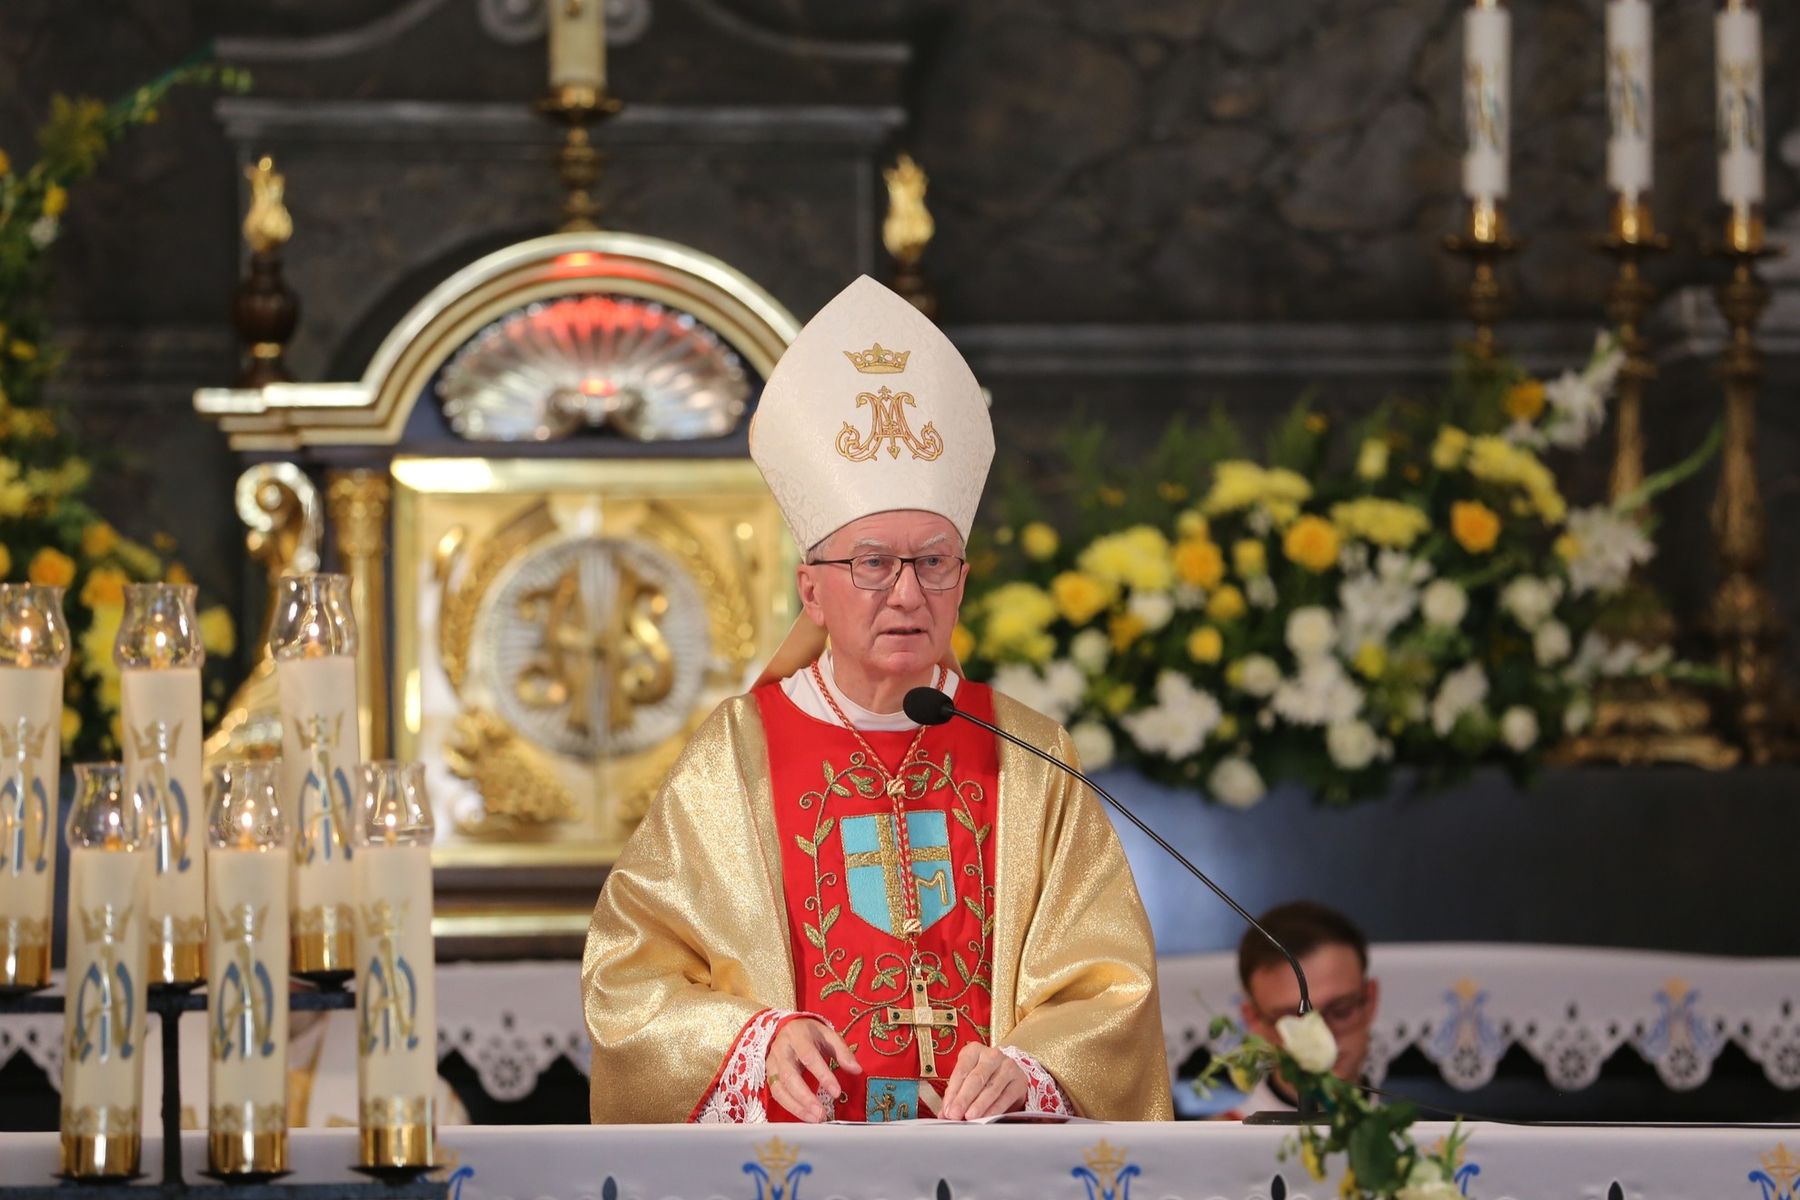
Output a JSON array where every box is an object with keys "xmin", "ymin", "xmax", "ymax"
[{"xmin": 327, "ymin": 468, "xmax": 391, "ymax": 759}]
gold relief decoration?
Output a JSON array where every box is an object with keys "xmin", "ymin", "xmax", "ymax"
[
  {"xmin": 444, "ymin": 709, "xmax": 575, "ymax": 833},
  {"xmin": 210, "ymin": 1101, "xmax": 287, "ymax": 1135},
  {"xmin": 292, "ymin": 903, "xmax": 355, "ymax": 937},
  {"xmin": 360, "ymin": 1094, "xmax": 433, "ymax": 1128},
  {"xmin": 842, "ymin": 342, "xmax": 910, "ymax": 374},
  {"xmin": 4, "ymin": 914, "xmax": 49, "ymax": 946},
  {"xmin": 242, "ymin": 157, "xmax": 293, "ymax": 256},
  {"xmin": 881, "ymin": 157, "xmax": 934, "ymax": 269},
  {"xmin": 62, "ymin": 1103, "xmax": 140, "ymax": 1136}
]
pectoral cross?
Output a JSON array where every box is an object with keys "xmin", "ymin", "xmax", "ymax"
[{"xmin": 885, "ymin": 964, "xmax": 956, "ymax": 1077}]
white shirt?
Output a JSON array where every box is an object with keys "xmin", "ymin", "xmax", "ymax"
[{"xmin": 779, "ymin": 650, "xmax": 960, "ymax": 731}]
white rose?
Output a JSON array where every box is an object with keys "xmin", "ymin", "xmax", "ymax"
[
  {"xmin": 1247, "ymin": 575, "xmax": 1279, "ymax": 609},
  {"xmin": 27, "ymin": 215, "xmax": 58, "ymax": 249},
  {"xmin": 1534, "ymin": 619, "xmax": 1572, "ymax": 666},
  {"xmin": 1500, "ymin": 575, "xmax": 1560, "ymax": 630},
  {"xmin": 1070, "ymin": 628, "xmax": 1110, "ymax": 674},
  {"xmin": 1500, "ymin": 705, "xmax": 1540, "ymax": 752},
  {"xmin": 1430, "ymin": 663, "xmax": 1488, "ymax": 736},
  {"xmin": 1274, "ymin": 1010, "xmax": 1338, "ymax": 1074},
  {"xmin": 1326, "ymin": 719, "xmax": 1379, "ymax": 770},
  {"xmin": 1070, "ymin": 721, "xmax": 1115, "ymax": 770},
  {"xmin": 1208, "ymin": 756, "xmax": 1266, "ymax": 808},
  {"xmin": 1397, "ymin": 1162, "xmax": 1462, "ymax": 1200},
  {"xmin": 1235, "ymin": 654, "xmax": 1281, "ymax": 698},
  {"xmin": 1421, "ymin": 579, "xmax": 1468, "ymax": 628},
  {"xmin": 1127, "ymin": 589, "xmax": 1175, "ymax": 632},
  {"xmin": 1285, "ymin": 606, "xmax": 1337, "ymax": 662},
  {"xmin": 1564, "ymin": 695, "xmax": 1593, "ymax": 735}
]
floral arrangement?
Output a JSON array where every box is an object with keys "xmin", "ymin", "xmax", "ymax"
[
  {"xmin": 1201, "ymin": 1010, "xmax": 1470, "ymax": 1200},
  {"xmin": 0, "ymin": 59, "xmax": 249, "ymax": 757},
  {"xmin": 958, "ymin": 339, "xmax": 1712, "ymax": 805}
]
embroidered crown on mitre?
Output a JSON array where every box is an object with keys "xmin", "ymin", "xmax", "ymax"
[{"xmin": 749, "ymin": 275, "xmax": 993, "ymax": 551}]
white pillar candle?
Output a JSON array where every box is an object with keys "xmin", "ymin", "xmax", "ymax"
[
  {"xmin": 548, "ymin": 0, "xmax": 606, "ymax": 91},
  {"xmin": 206, "ymin": 761, "xmax": 290, "ymax": 1178},
  {"xmin": 1606, "ymin": 0, "xmax": 1654, "ymax": 201},
  {"xmin": 1716, "ymin": 0, "xmax": 1764, "ymax": 209},
  {"xmin": 61, "ymin": 764, "xmax": 149, "ymax": 1180},
  {"xmin": 1462, "ymin": 0, "xmax": 1511, "ymax": 204},
  {"xmin": 0, "ymin": 584, "xmax": 70, "ymax": 991},
  {"xmin": 352, "ymin": 762, "xmax": 437, "ymax": 1169}
]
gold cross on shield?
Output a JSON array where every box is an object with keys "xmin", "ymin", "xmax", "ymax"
[{"xmin": 885, "ymin": 964, "xmax": 957, "ymax": 1077}]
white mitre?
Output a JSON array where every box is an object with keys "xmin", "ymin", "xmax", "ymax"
[{"xmin": 748, "ymin": 275, "xmax": 993, "ymax": 686}]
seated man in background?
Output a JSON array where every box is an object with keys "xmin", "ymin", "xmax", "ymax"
[{"xmin": 1234, "ymin": 900, "xmax": 1381, "ymax": 1115}]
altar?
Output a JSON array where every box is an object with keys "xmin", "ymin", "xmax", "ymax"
[{"xmin": 5, "ymin": 1121, "xmax": 1798, "ymax": 1200}]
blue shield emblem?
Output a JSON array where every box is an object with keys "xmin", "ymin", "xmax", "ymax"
[{"xmin": 839, "ymin": 811, "xmax": 954, "ymax": 938}]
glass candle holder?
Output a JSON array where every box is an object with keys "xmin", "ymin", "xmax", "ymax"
[
  {"xmin": 351, "ymin": 761, "xmax": 436, "ymax": 1169},
  {"xmin": 61, "ymin": 762, "xmax": 148, "ymax": 1180},
  {"xmin": 205, "ymin": 760, "xmax": 290, "ymax": 1178},
  {"xmin": 0, "ymin": 584, "xmax": 70, "ymax": 991},
  {"xmin": 117, "ymin": 582, "xmax": 207, "ymax": 987},
  {"xmin": 270, "ymin": 573, "xmax": 360, "ymax": 977}
]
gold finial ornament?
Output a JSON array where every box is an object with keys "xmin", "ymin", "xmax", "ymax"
[
  {"xmin": 242, "ymin": 157, "xmax": 293, "ymax": 256},
  {"xmin": 882, "ymin": 154, "xmax": 940, "ymax": 320}
]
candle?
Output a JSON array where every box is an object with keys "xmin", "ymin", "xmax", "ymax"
[
  {"xmin": 1716, "ymin": 0, "xmax": 1764, "ymax": 211},
  {"xmin": 61, "ymin": 763, "xmax": 149, "ymax": 1180},
  {"xmin": 352, "ymin": 761, "xmax": 437, "ymax": 1170},
  {"xmin": 1462, "ymin": 0, "xmax": 1511, "ymax": 205},
  {"xmin": 271, "ymin": 573, "xmax": 360, "ymax": 978},
  {"xmin": 205, "ymin": 760, "xmax": 290, "ymax": 1178},
  {"xmin": 0, "ymin": 584, "xmax": 70, "ymax": 991},
  {"xmin": 548, "ymin": 0, "xmax": 605, "ymax": 91},
  {"xmin": 1606, "ymin": 0, "xmax": 1654, "ymax": 201},
  {"xmin": 118, "ymin": 582, "xmax": 207, "ymax": 988}
]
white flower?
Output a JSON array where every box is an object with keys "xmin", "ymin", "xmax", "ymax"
[
  {"xmin": 1070, "ymin": 720, "xmax": 1115, "ymax": 770},
  {"xmin": 1503, "ymin": 418, "xmax": 1547, "ymax": 449},
  {"xmin": 1584, "ymin": 329, "xmax": 1626, "ymax": 395},
  {"xmin": 1070, "ymin": 628, "xmax": 1110, "ymax": 674},
  {"xmin": 1119, "ymin": 671, "xmax": 1221, "ymax": 759},
  {"xmin": 1275, "ymin": 1010, "xmax": 1338, "ymax": 1074},
  {"xmin": 1285, "ymin": 606, "xmax": 1337, "ymax": 663},
  {"xmin": 1500, "ymin": 705, "xmax": 1540, "ymax": 752},
  {"xmin": 1326, "ymin": 719, "xmax": 1379, "ymax": 770},
  {"xmin": 1173, "ymin": 584, "xmax": 1207, "ymax": 611},
  {"xmin": 1271, "ymin": 658, "xmax": 1364, "ymax": 727},
  {"xmin": 1234, "ymin": 654, "xmax": 1282, "ymax": 698},
  {"xmin": 1534, "ymin": 619, "xmax": 1572, "ymax": 666},
  {"xmin": 1543, "ymin": 369, "xmax": 1605, "ymax": 448},
  {"xmin": 27, "ymin": 215, "xmax": 58, "ymax": 248},
  {"xmin": 1209, "ymin": 756, "xmax": 1266, "ymax": 808},
  {"xmin": 1566, "ymin": 633, "xmax": 1660, "ymax": 683},
  {"xmin": 1421, "ymin": 579, "xmax": 1468, "ymax": 629},
  {"xmin": 1500, "ymin": 575, "xmax": 1562, "ymax": 630},
  {"xmin": 990, "ymin": 661, "xmax": 1084, "ymax": 725},
  {"xmin": 1127, "ymin": 589, "xmax": 1175, "ymax": 632},
  {"xmin": 1338, "ymin": 550, "xmax": 1429, "ymax": 651},
  {"xmin": 1564, "ymin": 506, "xmax": 1653, "ymax": 596},
  {"xmin": 1043, "ymin": 659, "xmax": 1086, "ymax": 713},
  {"xmin": 1246, "ymin": 575, "xmax": 1279, "ymax": 610},
  {"xmin": 1431, "ymin": 663, "xmax": 1489, "ymax": 735},
  {"xmin": 1564, "ymin": 694, "xmax": 1593, "ymax": 734},
  {"xmin": 1397, "ymin": 1161, "xmax": 1462, "ymax": 1200}
]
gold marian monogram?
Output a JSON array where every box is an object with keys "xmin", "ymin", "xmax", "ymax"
[
  {"xmin": 213, "ymin": 902, "xmax": 277, "ymax": 1062},
  {"xmin": 294, "ymin": 713, "xmax": 353, "ymax": 865},
  {"xmin": 359, "ymin": 900, "xmax": 420, "ymax": 1055},
  {"xmin": 835, "ymin": 342, "xmax": 943, "ymax": 464},
  {"xmin": 72, "ymin": 905, "xmax": 137, "ymax": 1064},
  {"xmin": 0, "ymin": 716, "xmax": 50, "ymax": 877},
  {"xmin": 515, "ymin": 555, "xmax": 674, "ymax": 738}
]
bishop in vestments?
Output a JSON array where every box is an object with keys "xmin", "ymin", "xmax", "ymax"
[{"xmin": 582, "ymin": 276, "xmax": 1170, "ymax": 1124}]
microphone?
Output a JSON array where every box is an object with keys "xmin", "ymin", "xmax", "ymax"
[{"xmin": 904, "ymin": 684, "xmax": 1315, "ymax": 1027}]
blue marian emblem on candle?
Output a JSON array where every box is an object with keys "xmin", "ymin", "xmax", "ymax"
[
  {"xmin": 359, "ymin": 899, "xmax": 419, "ymax": 1054},
  {"xmin": 0, "ymin": 716, "xmax": 50, "ymax": 875},
  {"xmin": 131, "ymin": 719, "xmax": 191, "ymax": 875},
  {"xmin": 72, "ymin": 904, "xmax": 137, "ymax": 1063},
  {"xmin": 294, "ymin": 713, "xmax": 355, "ymax": 865},
  {"xmin": 213, "ymin": 902, "xmax": 277, "ymax": 1060}
]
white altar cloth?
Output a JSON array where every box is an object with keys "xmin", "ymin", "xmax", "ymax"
[{"xmin": 4, "ymin": 1121, "xmax": 1799, "ymax": 1200}]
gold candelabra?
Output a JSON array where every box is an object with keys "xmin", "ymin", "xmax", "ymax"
[
  {"xmin": 1443, "ymin": 197, "xmax": 1519, "ymax": 361},
  {"xmin": 1706, "ymin": 204, "xmax": 1798, "ymax": 762},
  {"xmin": 1556, "ymin": 197, "xmax": 1739, "ymax": 768},
  {"xmin": 536, "ymin": 83, "xmax": 622, "ymax": 232}
]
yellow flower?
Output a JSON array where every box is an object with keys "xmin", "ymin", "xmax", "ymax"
[
  {"xmin": 81, "ymin": 604, "xmax": 123, "ymax": 683},
  {"xmin": 1466, "ymin": 435, "xmax": 1566, "ymax": 523},
  {"xmin": 1504, "ymin": 378, "xmax": 1547, "ymax": 423},
  {"xmin": 0, "ymin": 543, "xmax": 10, "ymax": 577},
  {"xmin": 1175, "ymin": 510, "xmax": 1208, "ymax": 539},
  {"xmin": 979, "ymin": 582, "xmax": 1058, "ymax": 659},
  {"xmin": 1555, "ymin": 532, "xmax": 1580, "ymax": 562},
  {"xmin": 951, "ymin": 622, "xmax": 975, "ymax": 663},
  {"xmin": 166, "ymin": 562, "xmax": 192, "ymax": 585},
  {"xmin": 1451, "ymin": 500, "xmax": 1501, "ymax": 554},
  {"xmin": 1431, "ymin": 426, "xmax": 1470, "ymax": 470},
  {"xmin": 1109, "ymin": 612, "xmax": 1145, "ymax": 652},
  {"xmin": 1078, "ymin": 526, "xmax": 1174, "ymax": 592},
  {"xmin": 1020, "ymin": 521, "xmax": 1059, "ymax": 561},
  {"xmin": 199, "ymin": 605, "xmax": 236, "ymax": 657},
  {"xmin": 61, "ymin": 706, "xmax": 80, "ymax": 743},
  {"xmin": 1304, "ymin": 412, "xmax": 1328, "ymax": 434},
  {"xmin": 1232, "ymin": 539, "xmax": 1267, "ymax": 578},
  {"xmin": 1215, "ymin": 714, "xmax": 1239, "ymax": 741},
  {"xmin": 1338, "ymin": 1167, "xmax": 1358, "ymax": 1200},
  {"xmin": 1101, "ymin": 682, "xmax": 1135, "ymax": 715},
  {"xmin": 1186, "ymin": 626, "xmax": 1223, "ymax": 664},
  {"xmin": 1355, "ymin": 438, "xmax": 1389, "ymax": 481},
  {"xmin": 1300, "ymin": 1139, "xmax": 1325, "ymax": 1182},
  {"xmin": 1207, "ymin": 584, "xmax": 1247, "ymax": 622},
  {"xmin": 1202, "ymin": 461, "xmax": 1312, "ymax": 516},
  {"xmin": 1172, "ymin": 538, "xmax": 1225, "ymax": 589},
  {"xmin": 1051, "ymin": 570, "xmax": 1115, "ymax": 625},
  {"xmin": 0, "ymin": 149, "xmax": 10, "ymax": 175},
  {"xmin": 80, "ymin": 522, "xmax": 118, "ymax": 559},
  {"xmin": 1282, "ymin": 515, "xmax": 1340, "ymax": 573},
  {"xmin": 1352, "ymin": 640, "xmax": 1388, "ymax": 680},
  {"xmin": 1156, "ymin": 481, "xmax": 1189, "ymax": 503},
  {"xmin": 9, "ymin": 341, "xmax": 36, "ymax": 362},
  {"xmin": 42, "ymin": 184, "xmax": 68, "ymax": 217},
  {"xmin": 1330, "ymin": 498, "xmax": 1431, "ymax": 549},
  {"xmin": 79, "ymin": 566, "xmax": 128, "ymax": 609},
  {"xmin": 28, "ymin": 547, "xmax": 75, "ymax": 588}
]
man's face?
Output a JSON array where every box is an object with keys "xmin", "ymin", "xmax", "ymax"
[
  {"xmin": 794, "ymin": 509, "xmax": 967, "ymax": 683},
  {"xmin": 1240, "ymin": 943, "xmax": 1380, "ymax": 1083}
]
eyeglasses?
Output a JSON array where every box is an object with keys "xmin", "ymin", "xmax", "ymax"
[
  {"xmin": 810, "ymin": 553, "xmax": 967, "ymax": 592},
  {"xmin": 1256, "ymin": 984, "xmax": 1371, "ymax": 1034}
]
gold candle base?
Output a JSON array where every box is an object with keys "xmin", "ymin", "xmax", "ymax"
[
  {"xmin": 292, "ymin": 924, "xmax": 355, "ymax": 975},
  {"xmin": 1, "ymin": 935, "xmax": 50, "ymax": 989},
  {"xmin": 60, "ymin": 1132, "xmax": 141, "ymax": 1180},
  {"xmin": 359, "ymin": 1122, "xmax": 437, "ymax": 1170},
  {"xmin": 210, "ymin": 1131, "xmax": 289, "ymax": 1177},
  {"xmin": 149, "ymin": 936, "xmax": 206, "ymax": 988},
  {"xmin": 1442, "ymin": 197, "xmax": 1520, "ymax": 362}
]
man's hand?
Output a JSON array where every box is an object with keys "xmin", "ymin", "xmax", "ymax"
[
  {"xmin": 940, "ymin": 1044, "xmax": 1028, "ymax": 1121},
  {"xmin": 766, "ymin": 1019, "xmax": 861, "ymax": 1122}
]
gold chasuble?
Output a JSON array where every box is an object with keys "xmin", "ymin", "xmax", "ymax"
[{"xmin": 582, "ymin": 685, "xmax": 1171, "ymax": 1123}]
